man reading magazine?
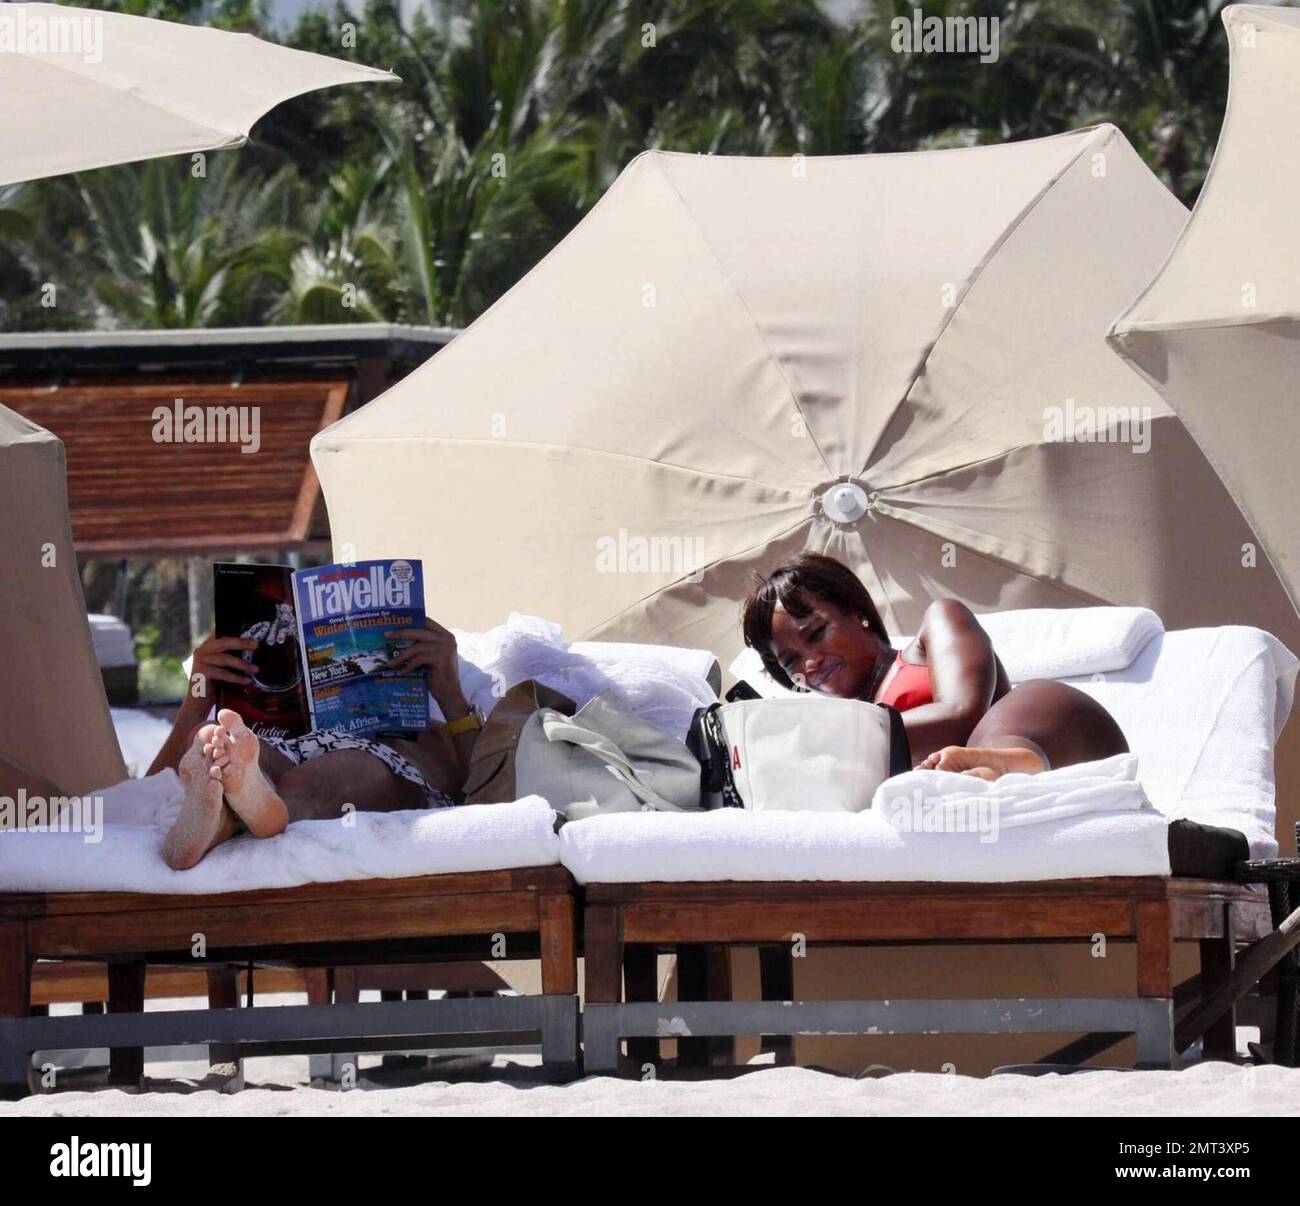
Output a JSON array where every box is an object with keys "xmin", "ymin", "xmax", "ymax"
[{"xmin": 150, "ymin": 559, "xmax": 484, "ymax": 869}]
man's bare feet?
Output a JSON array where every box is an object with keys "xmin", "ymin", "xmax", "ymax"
[
  {"xmin": 917, "ymin": 744, "xmax": 1047, "ymax": 780},
  {"xmin": 207, "ymin": 709, "xmax": 289, "ymax": 838},
  {"xmin": 163, "ymin": 724, "xmax": 241, "ymax": 870}
]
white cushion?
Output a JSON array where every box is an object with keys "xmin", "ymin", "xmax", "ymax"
[
  {"xmin": 562, "ymin": 624, "xmax": 1297, "ymax": 882},
  {"xmin": 88, "ymin": 613, "xmax": 136, "ymax": 669},
  {"xmin": 0, "ymin": 779, "xmax": 562, "ymax": 895},
  {"xmin": 559, "ymin": 806, "xmax": 1174, "ymax": 884},
  {"xmin": 1062, "ymin": 627, "xmax": 1296, "ymax": 857}
]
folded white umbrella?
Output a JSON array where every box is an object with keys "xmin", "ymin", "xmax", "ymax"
[
  {"xmin": 1110, "ymin": 3, "xmax": 1300, "ymax": 615},
  {"xmin": 0, "ymin": 2, "xmax": 395, "ymax": 186},
  {"xmin": 314, "ymin": 124, "xmax": 1300, "ymax": 665}
]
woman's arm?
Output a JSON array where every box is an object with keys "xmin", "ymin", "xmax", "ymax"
[
  {"xmin": 896, "ymin": 598, "xmax": 1000, "ymax": 763},
  {"xmin": 386, "ymin": 618, "xmax": 477, "ymax": 786},
  {"xmin": 146, "ymin": 634, "xmax": 259, "ymax": 776}
]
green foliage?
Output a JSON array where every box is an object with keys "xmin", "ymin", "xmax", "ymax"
[
  {"xmin": 138, "ymin": 655, "xmax": 189, "ymax": 705},
  {"xmin": 0, "ymin": 0, "xmax": 1282, "ymax": 333}
]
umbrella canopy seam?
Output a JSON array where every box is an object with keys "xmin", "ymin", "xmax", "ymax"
[
  {"xmin": 311, "ymin": 432, "xmax": 823, "ymax": 498},
  {"xmin": 647, "ymin": 125, "xmax": 1116, "ymax": 166},
  {"xmin": 870, "ymin": 435, "xmax": 1049, "ymax": 498},
  {"xmin": 869, "ymin": 496, "xmax": 1109, "ymax": 609},
  {"xmin": 646, "ymin": 152, "xmax": 836, "ymax": 483},
  {"xmin": 576, "ymin": 514, "xmax": 817, "ymax": 641},
  {"xmin": 1112, "ymin": 312, "xmax": 1300, "ymax": 336},
  {"xmin": 858, "ymin": 125, "xmax": 1114, "ymax": 482},
  {"xmin": 867, "ymin": 409, "xmax": 1188, "ymax": 500},
  {"xmin": 1105, "ymin": 12, "xmax": 1251, "ymax": 334},
  {"xmin": 10, "ymin": 52, "xmax": 260, "ymax": 148}
]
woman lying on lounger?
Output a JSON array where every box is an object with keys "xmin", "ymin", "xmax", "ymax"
[
  {"xmin": 742, "ymin": 553, "xmax": 1127, "ymax": 779},
  {"xmin": 150, "ymin": 619, "xmax": 475, "ymax": 870}
]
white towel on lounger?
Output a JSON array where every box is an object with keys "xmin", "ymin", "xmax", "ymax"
[
  {"xmin": 0, "ymin": 776, "xmax": 563, "ymax": 895},
  {"xmin": 872, "ymin": 753, "xmax": 1150, "ymax": 831},
  {"xmin": 452, "ymin": 612, "xmax": 716, "ymax": 737}
]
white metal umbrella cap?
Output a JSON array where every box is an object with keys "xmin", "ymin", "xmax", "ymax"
[{"xmin": 819, "ymin": 481, "xmax": 872, "ymax": 526}]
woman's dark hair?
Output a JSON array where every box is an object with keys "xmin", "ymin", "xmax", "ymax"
[{"xmin": 741, "ymin": 553, "xmax": 889, "ymax": 690}]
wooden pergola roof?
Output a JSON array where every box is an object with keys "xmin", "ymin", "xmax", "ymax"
[
  {"xmin": 1, "ymin": 377, "xmax": 347, "ymax": 556},
  {"xmin": 0, "ymin": 324, "xmax": 456, "ymax": 558}
]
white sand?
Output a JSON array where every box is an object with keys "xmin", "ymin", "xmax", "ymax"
[
  {"xmin": 6, "ymin": 1056, "xmax": 1300, "ymax": 1117},
  {"xmin": 7, "ymin": 992, "xmax": 1298, "ymax": 1116}
]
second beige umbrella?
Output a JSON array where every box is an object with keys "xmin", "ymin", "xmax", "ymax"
[
  {"xmin": 314, "ymin": 124, "xmax": 1299, "ymax": 664},
  {"xmin": 1110, "ymin": 3, "xmax": 1300, "ymax": 616}
]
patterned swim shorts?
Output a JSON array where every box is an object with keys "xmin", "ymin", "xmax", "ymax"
[{"xmin": 260, "ymin": 730, "xmax": 458, "ymax": 809}]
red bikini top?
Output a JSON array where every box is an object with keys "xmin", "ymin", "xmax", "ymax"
[{"xmin": 875, "ymin": 651, "xmax": 933, "ymax": 712}]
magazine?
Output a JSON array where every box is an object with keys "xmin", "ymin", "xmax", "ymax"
[
  {"xmin": 291, "ymin": 558, "xmax": 431, "ymax": 736},
  {"xmin": 213, "ymin": 563, "xmax": 311, "ymax": 739},
  {"xmin": 213, "ymin": 558, "xmax": 430, "ymax": 738}
]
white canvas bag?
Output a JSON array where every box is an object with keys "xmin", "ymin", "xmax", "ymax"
[
  {"xmin": 516, "ymin": 689, "xmax": 703, "ymax": 821},
  {"xmin": 709, "ymin": 696, "xmax": 910, "ymax": 813}
]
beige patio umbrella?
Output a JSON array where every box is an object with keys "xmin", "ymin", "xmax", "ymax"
[
  {"xmin": 0, "ymin": 8, "xmax": 392, "ymax": 794},
  {"xmin": 1109, "ymin": 3, "xmax": 1300, "ymax": 616},
  {"xmin": 0, "ymin": 3, "xmax": 394, "ymax": 186},
  {"xmin": 313, "ymin": 124, "xmax": 1300, "ymax": 668},
  {"xmin": 0, "ymin": 406, "xmax": 126, "ymax": 795}
]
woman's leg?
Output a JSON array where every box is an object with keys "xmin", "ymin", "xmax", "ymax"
[
  {"xmin": 273, "ymin": 750, "xmax": 427, "ymax": 822},
  {"xmin": 922, "ymin": 680, "xmax": 1128, "ymax": 779},
  {"xmin": 165, "ymin": 710, "xmax": 432, "ymax": 866},
  {"xmin": 207, "ymin": 709, "xmax": 425, "ymax": 827}
]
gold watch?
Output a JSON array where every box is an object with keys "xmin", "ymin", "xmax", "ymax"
[{"xmin": 444, "ymin": 704, "xmax": 484, "ymax": 737}]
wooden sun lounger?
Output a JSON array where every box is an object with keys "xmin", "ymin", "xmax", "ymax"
[
  {"xmin": 0, "ymin": 866, "xmax": 579, "ymax": 1096},
  {"xmin": 581, "ymin": 875, "xmax": 1275, "ymax": 1074}
]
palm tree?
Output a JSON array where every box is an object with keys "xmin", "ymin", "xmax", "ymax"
[
  {"xmin": 1088, "ymin": 0, "xmax": 1238, "ymax": 203},
  {"xmin": 10, "ymin": 155, "xmax": 302, "ymax": 329}
]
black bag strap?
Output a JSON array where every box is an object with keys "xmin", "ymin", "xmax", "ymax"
[
  {"xmin": 687, "ymin": 703, "xmax": 744, "ymax": 808},
  {"xmin": 883, "ymin": 703, "xmax": 912, "ymax": 778}
]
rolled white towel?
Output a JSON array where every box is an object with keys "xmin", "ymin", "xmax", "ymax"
[
  {"xmin": 976, "ymin": 607, "xmax": 1163, "ymax": 682},
  {"xmin": 872, "ymin": 753, "xmax": 1150, "ymax": 833}
]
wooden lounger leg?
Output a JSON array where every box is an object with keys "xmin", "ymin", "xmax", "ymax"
[
  {"xmin": 1199, "ymin": 904, "xmax": 1237, "ymax": 1061},
  {"xmin": 328, "ymin": 968, "xmax": 359, "ymax": 1085},
  {"xmin": 0, "ymin": 923, "xmax": 32, "ymax": 1096},
  {"xmin": 206, "ymin": 967, "xmax": 245, "ymax": 1091},
  {"xmin": 107, "ymin": 960, "xmax": 146, "ymax": 1088},
  {"xmin": 1135, "ymin": 901, "xmax": 1176, "ymax": 1069},
  {"xmin": 583, "ymin": 904, "xmax": 622, "ymax": 1075},
  {"xmin": 305, "ymin": 969, "xmax": 335, "ymax": 1084},
  {"xmin": 676, "ymin": 945, "xmax": 734, "ymax": 1068},
  {"xmin": 759, "ymin": 946, "xmax": 795, "ymax": 1066},
  {"xmin": 623, "ymin": 946, "xmax": 658, "ymax": 1070},
  {"xmin": 538, "ymin": 891, "xmax": 579, "ymax": 1078}
]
